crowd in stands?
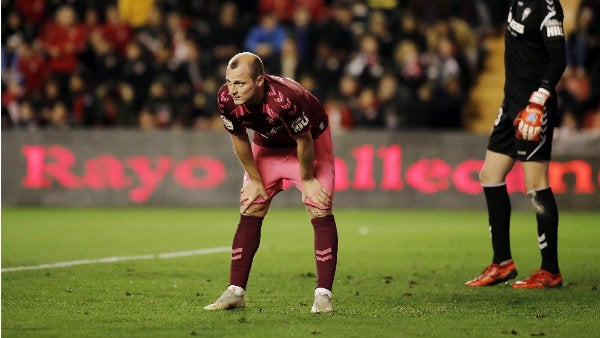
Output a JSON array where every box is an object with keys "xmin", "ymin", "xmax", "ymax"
[
  {"xmin": 1, "ymin": 0, "xmax": 598, "ymax": 133},
  {"xmin": 558, "ymin": 0, "xmax": 600, "ymax": 133}
]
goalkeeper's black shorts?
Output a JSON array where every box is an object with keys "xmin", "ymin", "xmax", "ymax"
[{"xmin": 487, "ymin": 101, "xmax": 556, "ymax": 162}]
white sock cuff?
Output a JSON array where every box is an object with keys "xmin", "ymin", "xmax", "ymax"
[
  {"xmin": 315, "ymin": 287, "xmax": 332, "ymax": 297},
  {"xmin": 228, "ymin": 285, "xmax": 245, "ymax": 294},
  {"xmin": 527, "ymin": 186, "xmax": 550, "ymax": 195},
  {"xmin": 481, "ymin": 182, "xmax": 507, "ymax": 188}
]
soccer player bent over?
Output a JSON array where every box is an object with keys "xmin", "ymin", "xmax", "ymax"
[
  {"xmin": 203, "ymin": 52, "xmax": 338, "ymax": 312},
  {"xmin": 466, "ymin": 0, "xmax": 566, "ymax": 288}
]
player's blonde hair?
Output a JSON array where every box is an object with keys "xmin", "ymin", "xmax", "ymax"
[{"xmin": 228, "ymin": 52, "xmax": 265, "ymax": 80}]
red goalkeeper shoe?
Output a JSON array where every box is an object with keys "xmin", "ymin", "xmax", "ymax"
[
  {"xmin": 465, "ymin": 260, "xmax": 518, "ymax": 287},
  {"xmin": 511, "ymin": 270, "xmax": 563, "ymax": 289}
]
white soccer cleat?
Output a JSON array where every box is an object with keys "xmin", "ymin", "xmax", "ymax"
[
  {"xmin": 310, "ymin": 287, "xmax": 333, "ymax": 313},
  {"xmin": 203, "ymin": 285, "xmax": 245, "ymax": 310}
]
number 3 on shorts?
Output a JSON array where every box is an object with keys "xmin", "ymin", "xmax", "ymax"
[{"xmin": 494, "ymin": 107, "xmax": 503, "ymax": 126}]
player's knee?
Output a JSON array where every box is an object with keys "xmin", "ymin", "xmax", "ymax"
[
  {"xmin": 523, "ymin": 178, "xmax": 548, "ymax": 192},
  {"xmin": 241, "ymin": 202, "xmax": 269, "ymax": 218},
  {"xmin": 478, "ymin": 170, "xmax": 491, "ymax": 184},
  {"xmin": 479, "ymin": 169, "xmax": 502, "ymax": 185},
  {"xmin": 306, "ymin": 205, "xmax": 332, "ymax": 219}
]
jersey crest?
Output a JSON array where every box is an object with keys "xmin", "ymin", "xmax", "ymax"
[{"xmin": 220, "ymin": 115, "xmax": 234, "ymax": 130}]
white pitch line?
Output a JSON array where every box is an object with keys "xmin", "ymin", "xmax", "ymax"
[{"xmin": 1, "ymin": 246, "xmax": 231, "ymax": 273}]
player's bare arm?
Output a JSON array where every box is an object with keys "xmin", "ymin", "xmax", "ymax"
[
  {"xmin": 231, "ymin": 133, "xmax": 269, "ymax": 214},
  {"xmin": 296, "ymin": 133, "xmax": 331, "ymax": 209}
]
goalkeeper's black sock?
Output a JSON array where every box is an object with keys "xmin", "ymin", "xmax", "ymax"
[
  {"xmin": 229, "ymin": 215, "xmax": 263, "ymax": 289},
  {"xmin": 312, "ymin": 215, "xmax": 338, "ymax": 291},
  {"xmin": 529, "ymin": 187, "xmax": 560, "ymax": 274},
  {"xmin": 483, "ymin": 184, "xmax": 512, "ymax": 264}
]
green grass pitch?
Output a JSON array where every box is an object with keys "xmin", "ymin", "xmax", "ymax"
[{"xmin": 2, "ymin": 207, "xmax": 599, "ymax": 337}]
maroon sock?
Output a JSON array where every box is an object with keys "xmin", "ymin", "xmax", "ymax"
[
  {"xmin": 229, "ymin": 215, "xmax": 263, "ymax": 289},
  {"xmin": 311, "ymin": 215, "xmax": 338, "ymax": 291}
]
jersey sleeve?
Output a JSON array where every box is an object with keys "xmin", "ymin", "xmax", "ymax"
[
  {"xmin": 217, "ymin": 86, "xmax": 246, "ymax": 135},
  {"xmin": 539, "ymin": 1, "xmax": 567, "ymax": 92},
  {"xmin": 280, "ymin": 95, "xmax": 311, "ymax": 138}
]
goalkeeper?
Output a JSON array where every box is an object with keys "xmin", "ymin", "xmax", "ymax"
[{"xmin": 466, "ymin": 0, "xmax": 566, "ymax": 288}]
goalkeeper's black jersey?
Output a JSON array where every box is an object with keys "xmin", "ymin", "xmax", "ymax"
[{"xmin": 503, "ymin": 0, "xmax": 566, "ymax": 110}]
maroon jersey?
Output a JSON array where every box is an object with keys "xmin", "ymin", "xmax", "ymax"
[{"xmin": 217, "ymin": 75, "xmax": 329, "ymax": 147}]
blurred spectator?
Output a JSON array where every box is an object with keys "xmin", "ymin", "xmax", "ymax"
[
  {"xmin": 325, "ymin": 95, "xmax": 354, "ymax": 132},
  {"xmin": 309, "ymin": 3, "xmax": 355, "ymax": 98},
  {"xmin": 82, "ymin": 5, "xmax": 102, "ymax": 36},
  {"xmin": 566, "ymin": 4, "xmax": 599, "ymax": 75},
  {"xmin": 172, "ymin": 38, "xmax": 210, "ymax": 127},
  {"xmin": 430, "ymin": 76, "xmax": 466, "ymax": 129},
  {"xmin": 165, "ymin": 11, "xmax": 195, "ymax": 66},
  {"xmin": 392, "ymin": 39, "xmax": 425, "ymax": 89},
  {"xmin": 366, "ymin": 10, "xmax": 394, "ymax": 61},
  {"xmin": 298, "ymin": 72, "xmax": 323, "ymax": 100},
  {"xmin": 272, "ymin": 37, "xmax": 310, "ymax": 80},
  {"xmin": 317, "ymin": 2, "xmax": 354, "ymax": 59},
  {"xmin": 190, "ymin": 89, "xmax": 219, "ymax": 131},
  {"xmin": 562, "ymin": 4, "xmax": 595, "ymax": 124},
  {"xmin": 345, "ymin": 33, "xmax": 385, "ymax": 88},
  {"xmin": 89, "ymin": 84, "xmax": 129, "ymax": 127},
  {"xmin": 115, "ymin": 83, "xmax": 138, "ymax": 126},
  {"xmin": 85, "ymin": 30, "xmax": 122, "ymax": 87},
  {"xmin": 1, "ymin": 10, "xmax": 25, "ymax": 82},
  {"xmin": 337, "ymin": 74, "xmax": 361, "ymax": 111},
  {"xmin": 12, "ymin": 0, "xmax": 42, "ymax": 44},
  {"xmin": 101, "ymin": 5, "xmax": 132, "ymax": 57},
  {"xmin": 138, "ymin": 107, "xmax": 156, "ymax": 130},
  {"xmin": 425, "ymin": 35, "xmax": 461, "ymax": 88},
  {"xmin": 244, "ymin": 11, "xmax": 288, "ymax": 69},
  {"xmin": 120, "ymin": 41, "xmax": 154, "ymax": 110},
  {"xmin": 143, "ymin": 80, "xmax": 177, "ymax": 129},
  {"xmin": 39, "ymin": 77, "xmax": 64, "ymax": 126},
  {"xmin": 1, "ymin": 78, "xmax": 25, "ymax": 127},
  {"xmin": 181, "ymin": 38, "xmax": 205, "ymax": 90},
  {"xmin": 16, "ymin": 0, "xmax": 46, "ymax": 29},
  {"xmin": 405, "ymin": 82, "xmax": 436, "ymax": 128},
  {"xmin": 47, "ymin": 102, "xmax": 71, "ymax": 130},
  {"xmin": 16, "ymin": 40, "xmax": 48, "ymax": 94},
  {"xmin": 12, "ymin": 98, "xmax": 38, "ymax": 130},
  {"xmin": 352, "ymin": 87, "xmax": 383, "ymax": 128},
  {"xmin": 136, "ymin": 5, "xmax": 167, "ymax": 52},
  {"xmin": 39, "ymin": 6, "xmax": 87, "ymax": 89},
  {"xmin": 578, "ymin": 56, "xmax": 600, "ymax": 132},
  {"xmin": 67, "ymin": 71, "xmax": 94, "ymax": 126},
  {"xmin": 289, "ymin": 6, "xmax": 319, "ymax": 61},
  {"xmin": 207, "ymin": 2, "xmax": 247, "ymax": 79},
  {"xmin": 376, "ymin": 73, "xmax": 413, "ymax": 130},
  {"xmin": 448, "ymin": 17, "xmax": 481, "ymax": 89},
  {"xmin": 558, "ymin": 2, "xmax": 600, "ymax": 131},
  {"xmin": 393, "ymin": 10, "xmax": 427, "ymax": 52}
]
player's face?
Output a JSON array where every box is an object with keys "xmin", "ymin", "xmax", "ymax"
[{"xmin": 225, "ymin": 64, "xmax": 263, "ymax": 106}]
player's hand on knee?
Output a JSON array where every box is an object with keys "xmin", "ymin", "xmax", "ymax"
[
  {"xmin": 240, "ymin": 180, "xmax": 269, "ymax": 214},
  {"xmin": 302, "ymin": 178, "xmax": 331, "ymax": 209},
  {"xmin": 513, "ymin": 89, "xmax": 548, "ymax": 141}
]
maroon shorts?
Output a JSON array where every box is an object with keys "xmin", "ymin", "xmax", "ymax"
[{"xmin": 243, "ymin": 127, "xmax": 335, "ymax": 210}]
